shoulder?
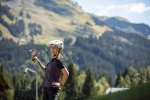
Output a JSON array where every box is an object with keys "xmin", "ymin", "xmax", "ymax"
[
  {"xmin": 55, "ymin": 58, "xmax": 64, "ymax": 65},
  {"xmin": 55, "ymin": 58, "xmax": 65, "ymax": 69}
]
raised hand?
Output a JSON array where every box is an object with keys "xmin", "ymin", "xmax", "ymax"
[{"xmin": 30, "ymin": 49, "xmax": 37, "ymax": 61}]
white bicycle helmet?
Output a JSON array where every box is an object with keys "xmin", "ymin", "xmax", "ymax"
[{"xmin": 49, "ymin": 40, "xmax": 64, "ymax": 49}]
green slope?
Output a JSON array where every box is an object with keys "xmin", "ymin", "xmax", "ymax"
[
  {"xmin": 0, "ymin": 0, "xmax": 111, "ymax": 44},
  {"xmin": 1, "ymin": 0, "xmax": 150, "ymax": 78},
  {"xmin": 88, "ymin": 82, "xmax": 150, "ymax": 100}
]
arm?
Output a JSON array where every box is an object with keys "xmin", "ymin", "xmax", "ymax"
[
  {"xmin": 60, "ymin": 68, "xmax": 69, "ymax": 86},
  {"xmin": 33, "ymin": 56, "xmax": 47, "ymax": 72},
  {"xmin": 52, "ymin": 67, "xmax": 69, "ymax": 87},
  {"xmin": 30, "ymin": 49, "xmax": 47, "ymax": 72}
]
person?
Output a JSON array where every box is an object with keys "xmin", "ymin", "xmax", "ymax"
[{"xmin": 31, "ymin": 40, "xmax": 69, "ymax": 100}]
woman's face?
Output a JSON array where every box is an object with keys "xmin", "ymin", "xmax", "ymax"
[{"xmin": 50, "ymin": 45, "xmax": 60, "ymax": 58}]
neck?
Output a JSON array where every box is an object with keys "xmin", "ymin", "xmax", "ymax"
[{"xmin": 51, "ymin": 54, "xmax": 59, "ymax": 59}]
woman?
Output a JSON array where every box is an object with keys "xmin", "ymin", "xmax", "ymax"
[{"xmin": 31, "ymin": 40, "xmax": 69, "ymax": 100}]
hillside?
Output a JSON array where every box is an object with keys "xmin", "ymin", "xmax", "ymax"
[
  {"xmin": 64, "ymin": 30, "xmax": 150, "ymax": 76},
  {"xmin": 88, "ymin": 82, "xmax": 150, "ymax": 100},
  {"xmin": 0, "ymin": 0, "xmax": 150, "ymax": 78},
  {"xmin": 0, "ymin": 0, "xmax": 111, "ymax": 44},
  {"xmin": 102, "ymin": 17, "xmax": 150, "ymax": 38}
]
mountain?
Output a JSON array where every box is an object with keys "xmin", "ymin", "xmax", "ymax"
[
  {"xmin": 0, "ymin": 0, "xmax": 111, "ymax": 44},
  {"xmin": 102, "ymin": 17, "xmax": 150, "ymax": 38},
  {"xmin": 0, "ymin": 0, "xmax": 150, "ymax": 78},
  {"xmin": 64, "ymin": 30, "xmax": 150, "ymax": 77}
]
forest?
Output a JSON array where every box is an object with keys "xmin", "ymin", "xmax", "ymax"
[{"xmin": 1, "ymin": 1, "xmax": 150, "ymax": 99}]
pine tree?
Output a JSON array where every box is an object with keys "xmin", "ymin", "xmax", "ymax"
[
  {"xmin": 124, "ymin": 75, "xmax": 132, "ymax": 87},
  {"xmin": 0, "ymin": 62, "xmax": 14, "ymax": 100},
  {"xmin": 117, "ymin": 75, "xmax": 125, "ymax": 87},
  {"xmin": 65, "ymin": 62, "xmax": 78, "ymax": 100},
  {"xmin": 127, "ymin": 67, "xmax": 140, "ymax": 87},
  {"xmin": 139, "ymin": 68, "xmax": 147, "ymax": 84},
  {"xmin": 146, "ymin": 66, "xmax": 150, "ymax": 82},
  {"xmin": 82, "ymin": 68, "xmax": 95, "ymax": 98}
]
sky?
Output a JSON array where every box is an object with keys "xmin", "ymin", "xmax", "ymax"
[{"xmin": 72, "ymin": 0, "xmax": 150, "ymax": 26}]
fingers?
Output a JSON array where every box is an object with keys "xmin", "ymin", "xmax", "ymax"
[
  {"xmin": 31, "ymin": 56, "xmax": 38, "ymax": 62},
  {"xmin": 30, "ymin": 49, "xmax": 37, "ymax": 59},
  {"xmin": 51, "ymin": 82, "xmax": 61, "ymax": 87},
  {"xmin": 31, "ymin": 56, "xmax": 36, "ymax": 61}
]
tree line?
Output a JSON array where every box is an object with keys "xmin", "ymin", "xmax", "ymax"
[{"xmin": 1, "ymin": 61, "xmax": 150, "ymax": 100}]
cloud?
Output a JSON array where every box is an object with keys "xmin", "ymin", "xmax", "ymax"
[
  {"xmin": 96, "ymin": 3, "xmax": 150, "ymax": 15},
  {"xmin": 129, "ymin": 3, "xmax": 150, "ymax": 13}
]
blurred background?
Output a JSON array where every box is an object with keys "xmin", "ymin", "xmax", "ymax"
[{"xmin": 0, "ymin": 0, "xmax": 150, "ymax": 100}]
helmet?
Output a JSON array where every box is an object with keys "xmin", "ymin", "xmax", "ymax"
[{"xmin": 49, "ymin": 40, "xmax": 64, "ymax": 49}]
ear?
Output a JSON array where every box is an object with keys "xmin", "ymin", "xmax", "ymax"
[{"xmin": 58, "ymin": 48, "xmax": 62, "ymax": 53}]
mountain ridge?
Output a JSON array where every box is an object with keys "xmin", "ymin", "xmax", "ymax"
[
  {"xmin": 0, "ymin": 0, "xmax": 150, "ymax": 77},
  {"xmin": 0, "ymin": 0, "xmax": 112, "ymax": 44},
  {"xmin": 102, "ymin": 17, "xmax": 150, "ymax": 38}
]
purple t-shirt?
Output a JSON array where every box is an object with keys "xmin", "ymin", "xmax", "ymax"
[{"xmin": 44, "ymin": 58, "xmax": 65, "ymax": 87}]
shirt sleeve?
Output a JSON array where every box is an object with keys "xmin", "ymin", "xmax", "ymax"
[
  {"xmin": 55, "ymin": 59, "xmax": 65, "ymax": 69},
  {"xmin": 46, "ymin": 62, "xmax": 49, "ymax": 67}
]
